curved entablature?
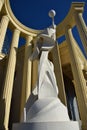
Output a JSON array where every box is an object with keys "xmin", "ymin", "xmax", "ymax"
[
  {"xmin": 3, "ymin": 0, "xmax": 85, "ymax": 38},
  {"xmin": 5, "ymin": 0, "xmax": 41, "ymax": 37},
  {"xmin": 56, "ymin": 2, "xmax": 85, "ymax": 37}
]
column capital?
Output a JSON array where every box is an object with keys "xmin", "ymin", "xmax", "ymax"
[
  {"xmin": 25, "ymin": 35, "xmax": 33, "ymax": 46},
  {"xmin": 2, "ymin": 15, "xmax": 10, "ymax": 22},
  {"xmin": 14, "ymin": 28, "xmax": 20, "ymax": 34},
  {"xmin": 65, "ymin": 25, "xmax": 72, "ymax": 31},
  {"xmin": 65, "ymin": 25, "xmax": 73, "ymax": 42},
  {"xmin": 74, "ymin": 11, "xmax": 83, "ymax": 21},
  {"xmin": 26, "ymin": 35, "xmax": 33, "ymax": 42}
]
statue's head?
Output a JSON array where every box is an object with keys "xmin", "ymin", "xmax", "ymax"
[
  {"xmin": 48, "ymin": 9, "xmax": 56, "ymax": 27},
  {"xmin": 49, "ymin": 9, "xmax": 56, "ymax": 18}
]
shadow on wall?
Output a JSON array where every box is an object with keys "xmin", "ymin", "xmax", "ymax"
[{"xmin": 0, "ymin": 99, "xmax": 5, "ymax": 130}]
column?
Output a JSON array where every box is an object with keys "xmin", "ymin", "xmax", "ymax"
[
  {"xmin": 0, "ymin": 15, "xmax": 9, "ymax": 53},
  {"xmin": 75, "ymin": 12, "xmax": 87, "ymax": 56},
  {"xmin": 25, "ymin": 36, "xmax": 33, "ymax": 101},
  {"xmin": 51, "ymin": 43, "xmax": 67, "ymax": 105},
  {"xmin": 65, "ymin": 26, "xmax": 87, "ymax": 129},
  {"xmin": 20, "ymin": 36, "xmax": 33, "ymax": 118},
  {"xmin": 0, "ymin": 0, "xmax": 4, "ymax": 12},
  {"xmin": 2, "ymin": 29, "xmax": 20, "ymax": 130},
  {"xmin": 31, "ymin": 43, "xmax": 38, "ymax": 90}
]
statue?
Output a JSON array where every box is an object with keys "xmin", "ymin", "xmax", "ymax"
[
  {"xmin": 30, "ymin": 10, "xmax": 58, "ymax": 99},
  {"xmin": 24, "ymin": 10, "xmax": 70, "ymax": 122},
  {"xmin": 30, "ymin": 10, "xmax": 56, "ymax": 61},
  {"xmin": 13, "ymin": 10, "xmax": 80, "ymax": 130}
]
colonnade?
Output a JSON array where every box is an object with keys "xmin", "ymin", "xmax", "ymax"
[
  {"xmin": 3, "ymin": 29, "xmax": 20, "ymax": 130},
  {"xmin": 0, "ymin": 1, "xmax": 87, "ymax": 130},
  {"xmin": 65, "ymin": 26, "xmax": 87, "ymax": 130},
  {"xmin": 0, "ymin": 2, "xmax": 34, "ymax": 129},
  {"xmin": 64, "ymin": 6, "xmax": 87, "ymax": 130}
]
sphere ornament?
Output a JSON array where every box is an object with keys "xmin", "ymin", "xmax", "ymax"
[{"xmin": 48, "ymin": 9, "xmax": 56, "ymax": 18}]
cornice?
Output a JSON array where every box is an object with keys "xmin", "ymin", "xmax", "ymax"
[
  {"xmin": 4, "ymin": 0, "xmax": 85, "ymax": 38},
  {"xmin": 56, "ymin": 2, "xmax": 85, "ymax": 38},
  {"xmin": 5, "ymin": 0, "xmax": 42, "ymax": 37}
]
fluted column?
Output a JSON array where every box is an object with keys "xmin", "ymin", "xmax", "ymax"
[
  {"xmin": 20, "ymin": 36, "xmax": 33, "ymax": 118},
  {"xmin": 65, "ymin": 26, "xmax": 87, "ymax": 129},
  {"xmin": 0, "ymin": 15, "xmax": 9, "ymax": 53},
  {"xmin": 31, "ymin": 44, "xmax": 38, "ymax": 90},
  {"xmin": 51, "ymin": 43, "xmax": 67, "ymax": 105},
  {"xmin": 0, "ymin": 0, "xmax": 4, "ymax": 12},
  {"xmin": 2, "ymin": 29, "xmax": 20, "ymax": 130},
  {"xmin": 75, "ymin": 12, "xmax": 87, "ymax": 56},
  {"xmin": 25, "ymin": 36, "xmax": 33, "ymax": 100}
]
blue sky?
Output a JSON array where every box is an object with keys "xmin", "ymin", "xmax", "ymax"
[
  {"xmin": 5, "ymin": 0, "xmax": 87, "ymax": 56},
  {"xmin": 10, "ymin": 0, "xmax": 87, "ymax": 29}
]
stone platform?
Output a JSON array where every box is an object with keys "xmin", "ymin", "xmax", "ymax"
[{"xmin": 13, "ymin": 121, "xmax": 80, "ymax": 130}]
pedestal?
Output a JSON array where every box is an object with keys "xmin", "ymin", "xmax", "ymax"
[{"xmin": 13, "ymin": 121, "xmax": 80, "ymax": 130}]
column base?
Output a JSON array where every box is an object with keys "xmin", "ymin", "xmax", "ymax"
[
  {"xmin": 0, "ymin": 53, "xmax": 5, "ymax": 60},
  {"xmin": 13, "ymin": 121, "xmax": 80, "ymax": 130}
]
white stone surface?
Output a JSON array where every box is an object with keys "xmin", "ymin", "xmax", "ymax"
[
  {"xmin": 38, "ymin": 51, "xmax": 58, "ymax": 98},
  {"xmin": 25, "ymin": 14, "xmax": 70, "ymax": 122},
  {"xmin": 26, "ymin": 98, "xmax": 70, "ymax": 122},
  {"xmin": 13, "ymin": 122, "xmax": 80, "ymax": 130},
  {"xmin": 30, "ymin": 21, "xmax": 56, "ymax": 60}
]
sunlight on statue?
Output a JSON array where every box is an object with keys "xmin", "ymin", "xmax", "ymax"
[
  {"xmin": 24, "ymin": 9, "xmax": 70, "ymax": 123},
  {"xmin": 30, "ymin": 9, "xmax": 56, "ymax": 61},
  {"xmin": 30, "ymin": 10, "xmax": 58, "ymax": 98}
]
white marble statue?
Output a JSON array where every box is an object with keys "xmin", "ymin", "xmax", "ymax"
[
  {"xmin": 25, "ymin": 10, "xmax": 70, "ymax": 122},
  {"xmin": 30, "ymin": 10, "xmax": 57, "ymax": 99},
  {"xmin": 30, "ymin": 10, "xmax": 56, "ymax": 61},
  {"xmin": 13, "ymin": 10, "xmax": 80, "ymax": 130}
]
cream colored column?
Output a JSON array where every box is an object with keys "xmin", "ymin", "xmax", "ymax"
[
  {"xmin": 0, "ymin": 0, "xmax": 4, "ymax": 12},
  {"xmin": 25, "ymin": 36, "xmax": 33, "ymax": 100},
  {"xmin": 65, "ymin": 26, "xmax": 87, "ymax": 130},
  {"xmin": 2, "ymin": 29, "xmax": 20, "ymax": 130},
  {"xmin": 0, "ymin": 15, "xmax": 9, "ymax": 53},
  {"xmin": 51, "ymin": 43, "xmax": 67, "ymax": 105},
  {"xmin": 20, "ymin": 36, "xmax": 33, "ymax": 118},
  {"xmin": 75, "ymin": 12, "xmax": 87, "ymax": 56},
  {"xmin": 31, "ymin": 44, "xmax": 38, "ymax": 90}
]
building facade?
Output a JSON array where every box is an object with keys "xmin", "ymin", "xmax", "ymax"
[{"xmin": 0, "ymin": 0, "xmax": 87, "ymax": 130}]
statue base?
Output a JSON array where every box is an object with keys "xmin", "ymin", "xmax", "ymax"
[{"xmin": 13, "ymin": 121, "xmax": 80, "ymax": 130}]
